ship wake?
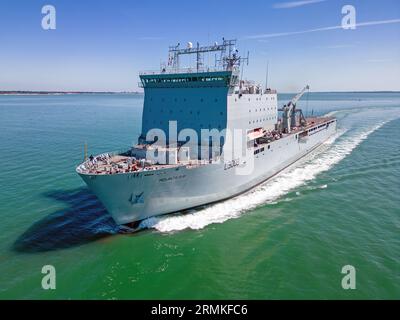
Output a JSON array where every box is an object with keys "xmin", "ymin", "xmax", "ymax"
[{"xmin": 139, "ymin": 109, "xmax": 398, "ymax": 233}]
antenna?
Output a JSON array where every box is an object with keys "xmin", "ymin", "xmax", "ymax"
[
  {"xmin": 239, "ymin": 60, "xmax": 245, "ymax": 95},
  {"xmin": 305, "ymin": 86, "xmax": 310, "ymax": 117},
  {"xmin": 265, "ymin": 60, "xmax": 269, "ymax": 91},
  {"xmin": 196, "ymin": 42, "xmax": 200, "ymax": 72}
]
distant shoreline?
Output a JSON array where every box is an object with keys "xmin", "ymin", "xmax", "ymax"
[
  {"xmin": 0, "ymin": 91, "xmax": 142, "ymax": 95},
  {"xmin": 280, "ymin": 91, "xmax": 400, "ymax": 94},
  {"xmin": 1, "ymin": 90, "xmax": 399, "ymax": 96}
]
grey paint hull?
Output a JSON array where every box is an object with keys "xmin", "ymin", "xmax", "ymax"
[{"xmin": 78, "ymin": 121, "xmax": 337, "ymax": 225}]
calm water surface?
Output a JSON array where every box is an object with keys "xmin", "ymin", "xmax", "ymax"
[{"xmin": 0, "ymin": 92, "xmax": 399, "ymax": 299}]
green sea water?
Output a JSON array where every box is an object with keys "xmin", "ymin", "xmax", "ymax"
[{"xmin": 0, "ymin": 92, "xmax": 399, "ymax": 299}]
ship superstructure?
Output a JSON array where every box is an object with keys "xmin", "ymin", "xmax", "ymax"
[{"xmin": 77, "ymin": 39, "xmax": 337, "ymax": 225}]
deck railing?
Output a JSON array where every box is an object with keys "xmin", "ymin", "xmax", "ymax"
[{"xmin": 139, "ymin": 66, "xmax": 238, "ymax": 76}]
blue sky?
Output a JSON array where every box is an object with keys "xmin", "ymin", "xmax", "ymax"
[{"xmin": 0, "ymin": 0, "xmax": 399, "ymax": 92}]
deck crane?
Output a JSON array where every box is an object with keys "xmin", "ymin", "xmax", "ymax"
[{"xmin": 279, "ymin": 85, "xmax": 309, "ymax": 133}]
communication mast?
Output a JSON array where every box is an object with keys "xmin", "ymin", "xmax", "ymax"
[{"xmin": 166, "ymin": 38, "xmax": 248, "ymax": 72}]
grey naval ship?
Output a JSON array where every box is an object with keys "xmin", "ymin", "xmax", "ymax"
[{"xmin": 77, "ymin": 39, "xmax": 337, "ymax": 225}]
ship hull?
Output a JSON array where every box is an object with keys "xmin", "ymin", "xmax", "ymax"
[{"xmin": 78, "ymin": 120, "xmax": 336, "ymax": 225}]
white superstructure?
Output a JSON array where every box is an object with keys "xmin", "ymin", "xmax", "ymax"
[{"xmin": 77, "ymin": 39, "xmax": 337, "ymax": 225}]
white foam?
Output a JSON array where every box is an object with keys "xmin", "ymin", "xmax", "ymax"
[{"xmin": 140, "ymin": 119, "xmax": 389, "ymax": 233}]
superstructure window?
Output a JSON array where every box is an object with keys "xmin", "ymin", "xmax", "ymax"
[{"xmin": 147, "ymin": 75, "xmax": 229, "ymax": 83}]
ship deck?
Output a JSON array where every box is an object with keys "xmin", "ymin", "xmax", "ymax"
[
  {"xmin": 76, "ymin": 116, "xmax": 335, "ymax": 176},
  {"xmin": 76, "ymin": 154, "xmax": 214, "ymax": 175}
]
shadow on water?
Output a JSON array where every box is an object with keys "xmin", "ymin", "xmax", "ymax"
[{"xmin": 13, "ymin": 188, "xmax": 127, "ymax": 253}]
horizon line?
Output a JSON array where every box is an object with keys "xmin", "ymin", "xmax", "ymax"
[{"xmin": 1, "ymin": 90, "xmax": 400, "ymax": 94}]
